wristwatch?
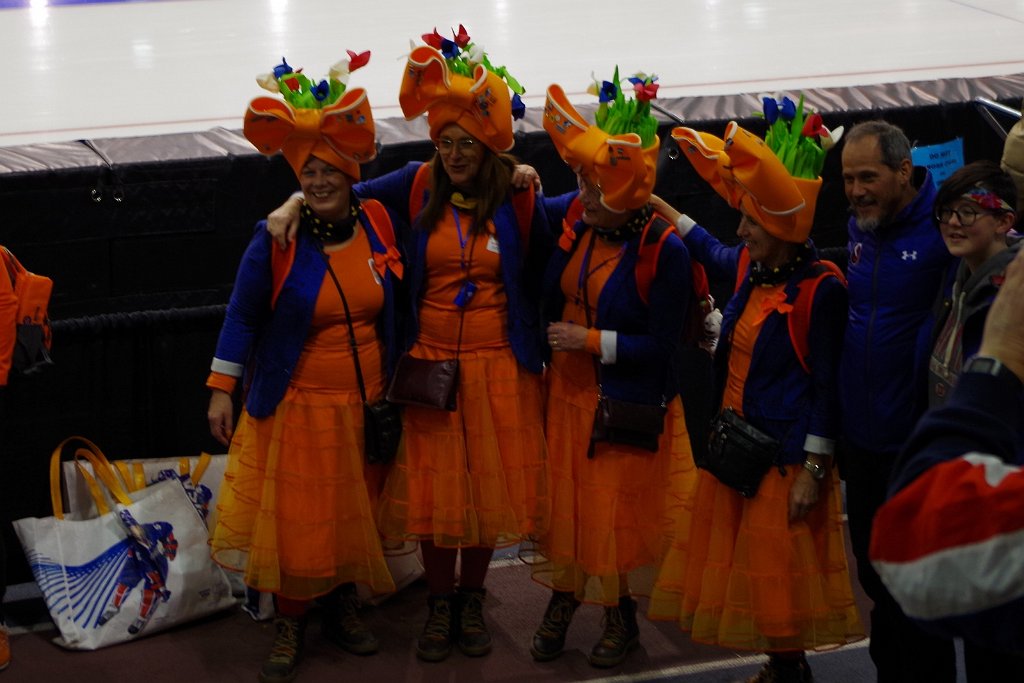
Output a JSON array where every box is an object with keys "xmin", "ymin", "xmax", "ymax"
[
  {"xmin": 962, "ymin": 355, "xmax": 1019, "ymax": 382},
  {"xmin": 802, "ymin": 459, "xmax": 826, "ymax": 481}
]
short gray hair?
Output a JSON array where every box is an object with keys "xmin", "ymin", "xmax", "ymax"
[{"xmin": 845, "ymin": 121, "xmax": 911, "ymax": 170}]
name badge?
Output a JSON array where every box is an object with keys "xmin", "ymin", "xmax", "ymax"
[{"xmin": 486, "ymin": 235, "xmax": 500, "ymax": 254}]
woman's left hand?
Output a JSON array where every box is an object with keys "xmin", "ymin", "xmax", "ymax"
[
  {"xmin": 547, "ymin": 321, "xmax": 588, "ymax": 352},
  {"xmin": 788, "ymin": 465, "xmax": 823, "ymax": 523}
]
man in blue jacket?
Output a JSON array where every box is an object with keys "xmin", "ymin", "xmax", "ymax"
[{"xmin": 839, "ymin": 120, "xmax": 954, "ymax": 682}]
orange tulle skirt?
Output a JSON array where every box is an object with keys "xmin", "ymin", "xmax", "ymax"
[
  {"xmin": 375, "ymin": 342, "xmax": 548, "ymax": 549},
  {"xmin": 530, "ymin": 352, "xmax": 698, "ymax": 605},
  {"xmin": 648, "ymin": 467, "xmax": 865, "ymax": 651},
  {"xmin": 210, "ymin": 386, "xmax": 395, "ymax": 600}
]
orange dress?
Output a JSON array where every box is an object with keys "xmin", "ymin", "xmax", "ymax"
[
  {"xmin": 530, "ymin": 237, "xmax": 698, "ymax": 606},
  {"xmin": 649, "ymin": 285, "xmax": 864, "ymax": 651},
  {"xmin": 210, "ymin": 229, "xmax": 396, "ymax": 600},
  {"xmin": 376, "ymin": 207, "xmax": 548, "ymax": 548}
]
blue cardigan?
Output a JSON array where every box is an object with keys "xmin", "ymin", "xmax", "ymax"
[
  {"xmin": 354, "ymin": 162, "xmax": 551, "ymax": 373},
  {"xmin": 684, "ymin": 225, "xmax": 847, "ymax": 464},
  {"xmin": 540, "ymin": 191, "xmax": 691, "ymax": 405},
  {"xmin": 211, "ymin": 207, "xmax": 403, "ymax": 419}
]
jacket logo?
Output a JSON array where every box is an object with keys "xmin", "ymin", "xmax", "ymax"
[{"xmin": 901, "ymin": 250, "xmax": 918, "ymax": 261}]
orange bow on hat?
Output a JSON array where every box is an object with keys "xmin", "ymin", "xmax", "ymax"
[
  {"xmin": 399, "ymin": 45, "xmax": 514, "ymax": 153},
  {"xmin": 672, "ymin": 122, "xmax": 821, "ymax": 243},
  {"xmin": 244, "ymin": 87, "xmax": 377, "ymax": 180},
  {"xmin": 543, "ymin": 84, "xmax": 659, "ymax": 213}
]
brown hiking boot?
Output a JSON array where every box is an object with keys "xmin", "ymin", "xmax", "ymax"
[
  {"xmin": 259, "ymin": 616, "xmax": 305, "ymax": 683},
  {"xmin": 746, "ymin": 653, "xmax": 814, "ymax": 683},
  {"xmin": 530, "ymin": 590, "xmax": 580, "ymax": 661},
  {"xmin": 416, "ymin": 594, "xmax": 457, "ymax": 662},
  {"xmin": 456, "ymin": 587, "xmax": 492, "ymax": 657},
  {"xmin": 587, "ymin": 596, "xmax": 639, "ymax": 668},
  {"xmin": 320, "ymin": 583, "xmax": 378, "ymax": 655}
]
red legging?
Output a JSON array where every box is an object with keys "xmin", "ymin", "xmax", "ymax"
[{"xmin": 420, "ymin": 540, "xmax": 493, "ymax": 594}]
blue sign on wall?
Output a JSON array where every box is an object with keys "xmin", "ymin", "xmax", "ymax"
[{"xmin": 911, "ymin": 138, "xmax": 964, "ymax": 188}]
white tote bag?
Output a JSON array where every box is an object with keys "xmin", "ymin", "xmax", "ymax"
[
  {"xmin": 12, "ymin": 437, "xmax": 236, "ymax": 650},
  {"xmin": 62, "ymin": 451, "xmax": 227, "ymax": 527}
]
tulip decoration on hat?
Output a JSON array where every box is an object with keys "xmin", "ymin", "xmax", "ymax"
[
  {"xmin": 671, "ymin": 95, "xmax": 843, "ymax": 243},
  {"xmin": 543, "ymin": 68, "xmax": 661, "ymax": 213},
  {"xmin": 398, "ymin": 24, "xmax": 526, "ymax": 153},
  {"xmin": 244, "ymin": 51, "xmax": 377, "ymax": 180}
]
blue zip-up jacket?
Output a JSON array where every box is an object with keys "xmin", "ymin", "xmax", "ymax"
[
  {"xmin": 684, "ymin": 225, "xmax": 847, "ymax": 464},
  {"xmin": 839, "ymin": 168, "xmax": 952, "ymax": 457},
  {"xmin": 354, "ymin": 162, "xmax": 551, "ymax": 372},
  {"xmin": 541, "ymin": 191, "xmax": 690, "ymax": 405},
  {"xmin": 211, "ymin": 206, "xmax": 403, "ymax": 419}
]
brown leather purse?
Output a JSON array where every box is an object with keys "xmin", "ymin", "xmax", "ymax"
[{"xmin": 385, "ymin": 354, "xmax": 459, "ymax": 412}]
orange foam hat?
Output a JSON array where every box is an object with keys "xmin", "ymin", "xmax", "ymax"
[
  {"xmin": 543, "ymin": 84, "xmax": 659, "ymax": 213},
  {"xmin": 399, "ymin": 45, "xmax": 514, "ymax": 153},
  {"xmin": 672, "ymin": 122, "xmax": 820, "ymax": 243},
  {"xmin": 244, "ymin": 87, "xmax": 377, "ymax": 180}
]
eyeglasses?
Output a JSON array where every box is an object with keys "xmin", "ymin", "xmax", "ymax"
[
  {"xmin": 935, "ymin": 205, "xmax": 1001, "ymax": 227},
  {"xmin": 437, "ymin": 137, "xmax": 477, "ymax": 154}
]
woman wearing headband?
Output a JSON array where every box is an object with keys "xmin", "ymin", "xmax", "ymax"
[{"xmin": 206, "ymin": 53, "xmax": 402, "ymax": 683}]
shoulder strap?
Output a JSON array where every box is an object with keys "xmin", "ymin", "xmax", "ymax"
[
  {"xmin": 409, "ymin": 162, "xmax": 433, "ymax": 222},
  {"xmin": 788, "ymin": 259, "xmax": 845, "ymax": 374},
  {"xmin": 270, "ymin": 236, "xmax": 296, "ymax": 310},
  {"xmin": 510, "ymin": 187, "xmax": 535, "ymax": 254},
  {"xmin": 635, "ymin": 216, "xmax": 674, "ymax": 305},
  {"xmin": 734, "ymin": 247, "xmax": 751, "ymax": 293},
  {"xmin": 359, "ymin": 198, "xmax": 396, "ymax": 251},
  {"xmin": 565, "ymin": 196, "xmax": 585, "ymax": 236}
]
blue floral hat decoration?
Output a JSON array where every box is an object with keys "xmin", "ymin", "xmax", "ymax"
[
  {"xmin": 399, "ymin": 24, "xmax": 526, "ymax": 153},
  {"xmin": 244, "ymin": 51, "xmax": 377, "ymax": 180},
  {"xmin": 543, "ymin": 67, "xmax": 661, "ymax": 212}
]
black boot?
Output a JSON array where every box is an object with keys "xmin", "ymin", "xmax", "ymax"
[
  {"xmin": 531, "ymin": 590, "xmax": 580, "ymax": 661},
  {"xmin": 320, "ymin": 583, "xmax": 379, "ymax": 655},
  {"xmin": 416, "ymin": 594, "xmax": 457, "ymax": 662},
  {"xmin": 259, "ymin": 616, "xmax": 305, "ymax": 683},
  {"xmin": 456, "ymin": 587, "xmax": 492, "ymax": 657},
  {"xmin": 588, "ymin": 595, "xmax": 639, "ymax": 668},
  {"xmin": 746, "ymin": 653, "xmax": 814, "ymax": 683}
]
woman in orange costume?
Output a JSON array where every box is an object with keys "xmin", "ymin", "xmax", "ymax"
[
  {"xmin": 529, "ymin": 72, "xmax": 698, "ymax": 668},
  {"xmin": 206, "ymin": 53, "xmax": 402, "ymax": 683},
  {"xmin": 649, "ymin": 101, "xmax": 863, "ymax": 683}
]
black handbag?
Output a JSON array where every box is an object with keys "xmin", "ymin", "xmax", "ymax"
[
  {"xmin": 323, "ymin": 254, "xmax": 402, "ymax": 464},
  {"xmin": 579, "ymin": 229, "xmax": 667, "ymax": 456},
  {"xmin": 699, "ymin": 407, "xmax": 780, "ymax": 498},
  {"xmin": 385, "ymin": 354, "xmax": 460, "ymax": 412},
  {"xmin": 362, "ymin": 400, "xmax": 403, "ymax": 465},
  {"xmin": 590, "ymin": 394, "xmax": 666, "ymax": 454}
]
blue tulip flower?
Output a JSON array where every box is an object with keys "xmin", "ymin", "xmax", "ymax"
[
  {"xmin": 780, "ymin": 96, "xmax": 796, "ymax": 120},
  {"xmin": 273, "ymin": 58, "xmax": 293, "ymax": 80},
  {"xmin": 440, "ymin": 38, "xmax": 460, "ymax": 60},
  {"xmin": 511, "ymin": 93, "xmax": 526, "ymax": 120},
  {"xmin": 311, "ymin": 79, "xmax": 330, "ymax": 102},
  {"xmin": 762, "ymin": 96, "xmax": 779, "ymax": 124},
  {"xmin": 599, "ymin": 80, "xmax": 617, "ymax": 103}
]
